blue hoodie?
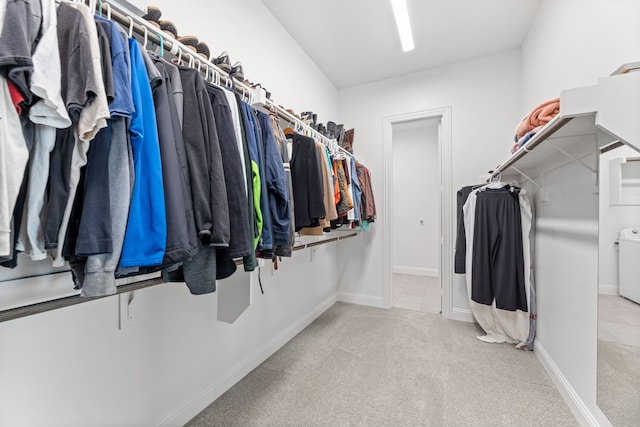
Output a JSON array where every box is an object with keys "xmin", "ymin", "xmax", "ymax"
[{"xmin": 119, "ymin": 40, "xmax": 166, "ymax": 267}]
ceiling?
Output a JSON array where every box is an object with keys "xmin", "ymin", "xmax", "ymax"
[{"xmin": 261, "ymin": 0, "xmax": 542, "ymax": 89}]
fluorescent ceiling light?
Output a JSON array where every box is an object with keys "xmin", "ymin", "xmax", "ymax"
[{"xmin": 391, "ymin": 0, "xmax": 414, "ymax": 52}]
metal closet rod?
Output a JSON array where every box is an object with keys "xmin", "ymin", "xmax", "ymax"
[{"xmin": 0, "ymin": 232, "xmax": 359, "ymax": 323}]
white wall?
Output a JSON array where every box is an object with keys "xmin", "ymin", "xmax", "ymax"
[
  {"xmin": 0, "ymin": 1, "xmax": 345, "ymax": 425},
  {"xmin": 599, "ymin": 145, "xmax": 640, "ymax": 295},
  {"xmin": 336, "ymin": 49, "xmax": 522, "ymax": 313},
  {"xmin": 152, "ymin": 0, "xmax": 339, "ymax": 121},
  {"xmin": 392, "ymin": 122, "xmax": 439, "ymax": 276},
  {"xmin": 0, "ymin": 245, "xmax": 339, "ymax": 426},
  {"xmin": 521, "ymin": 0, "xmax": 640, "ymax": 110},
  {"xmin": 519, "ymin": 1, "xmax": 640, "ymax": 425}
]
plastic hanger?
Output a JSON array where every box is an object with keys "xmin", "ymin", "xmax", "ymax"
[
  {"xmin": 142, "ymin": 26, "xmax": 148, "ymax": 49},
  {"xmin": 127, "ymin": 16, "xmax": 134, "ymax": 38},
  {"xmin": 156, "ymin": 33, "xmax": 164, "ymax": 57}
]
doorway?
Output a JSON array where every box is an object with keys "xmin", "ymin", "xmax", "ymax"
[
  {"xmin": 391, "ymin": 118, "xmax": 441, "ymax": 313},
  {"xmin": 382, "ymin": 108, "xmax": 453, "ymax": 317}
]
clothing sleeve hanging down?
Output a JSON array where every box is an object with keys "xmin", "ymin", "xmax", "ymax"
[
  {"xmin": 462, "ymin": 184, "xmax": 533, "ymax": 348},
  {"xmin": 241, "ymin": 102, "xmax": 273, "ymax": 256},
  {"xmin": 148, "ymin": 56, "xmax": 198, "ymax": 267},
  {"xmin": 269, "ymin": 110, "xmax": 295, "ymax": 257},
  {"xmin": 0, "ymin": 76, "xmax": 29, "ymax": 257},
  {"xmin": 237, "ymin": 97, "xmax": 262, "ymax": 250},
  {"xmin": 291, "ymin": 133, "xmax": 325, "ymax": 230},
  {"xmin": 205, "ymin": 84, "xmax": 252, "ymax": 280},
  {"xmin": 118, "ymin": 39, "xmax": 166, "ymax": 268},
  {"xmin": 257, "ymin": 110, "xmax": 291, "ymax": 250},
  {"xmin": 178, "ymin": 66, "xmax": 229, "ymax": 248}
]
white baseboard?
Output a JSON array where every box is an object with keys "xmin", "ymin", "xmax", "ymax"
[
  {"xmin": 338, "ymin": 291, "xmax": 386, "ymax": 308},
  {"xmin": 393, "ymin": 266, "xmax": 439, "ymax": 277},
  {"xmin": 449, "ymin": 307, "xmax": 474, "ymax": 323},
  {"xmin": 157, "ymin": 293, "xmax": 338, "ymax": 427},
  {"xmin": 598, "ymin": 283, "xmax": 618, "ymax": 296},
  {"xmin": 534, "ymin": 342, "xmax": 602, "ymax": 427}
]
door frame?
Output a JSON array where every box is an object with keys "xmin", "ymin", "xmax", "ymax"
[{"xmin": 382, "ymin": 107, "xmax": 453, "ymax": 318}]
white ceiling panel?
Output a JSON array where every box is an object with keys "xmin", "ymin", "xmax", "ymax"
[{"xmin": 261, "ymin": 0, "xmax": 542, "ymax": 88}]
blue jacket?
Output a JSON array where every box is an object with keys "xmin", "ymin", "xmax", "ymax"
[
  {"xmin": 257, "ymin": 111, "xmax": 290, "ymax": 247},
  {"xmin": 240, "ymin": 102, "xmax": 273, "ymax": 252},
  {"xmin": 119, "ymin": 39, "xmax": 166, "ymax": 267}
]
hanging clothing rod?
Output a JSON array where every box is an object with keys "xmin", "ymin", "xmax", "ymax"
[{"xmin": 0, "ymin": 232, "xmax": 359, "ymax": 323}]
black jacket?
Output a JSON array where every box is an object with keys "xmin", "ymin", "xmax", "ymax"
[
  {"xmin": 178, "ymin": 66, "xmax": 229, "ymax": 247},
  {"xmin": 291, "ymin": 133, "xmax": 325, "ymax": 230}
]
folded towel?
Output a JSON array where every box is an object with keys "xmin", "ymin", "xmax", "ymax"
[{"xmin": 515, "ymin": 98, "xmax": 560, "ymax": 139}]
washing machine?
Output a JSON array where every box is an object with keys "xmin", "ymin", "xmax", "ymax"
[{"xmin": 619, "ymin": 227, "xmax": 640, "ymax": 304}]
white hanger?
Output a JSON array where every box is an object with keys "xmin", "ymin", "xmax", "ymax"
[
  {"xmin": 142, "ymin": 26, "xmax": 148, "ymax": 49},
  {"xmin": 127, "ymin": 16, "xmax": 134, "ymax": 38},
  {"xmin": 103, "ymin": 2, "xmax": 111, "ymax": 20}
]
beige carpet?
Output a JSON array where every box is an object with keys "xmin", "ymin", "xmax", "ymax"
[
  {"xmin": 187, "ymin": 302, "xmax": 577, "ymax": 426},
  {"xmin": 598, "ymin": 339, "xmax": 640, "ymax": 427}
]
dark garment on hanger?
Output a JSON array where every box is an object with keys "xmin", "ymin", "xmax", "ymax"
[
  {"xmin": 0, "ymin": 0, "xmax": 40, "ymax": 104},
  {"xmin": 257, "ymin": 111, "xmax": 291, "ymax": 249},
  {"xmin": 74, "ymin": 125, "xmax": 113, "ymax": 256},
  {"xmin": 151, "ymin": 57, "xmax": 198, "ymax": 266},
  {"xmin": 94, "ymin": 19, "xmax": 115, "ymax": 104},
  {"xmin": 471, "ymin": 188, "xmax": 527, "ymax": 311},
  {"xmin": 291, "ymin": 133, "xmax": 325, "ymax": 230},
  {"xmin": 43, "ymin": 126, "xmax": 75, "ymax": 250},
  {"xmin": 178, "ymin": 66, "xmax": 229, "ymax": 247},
  {"xmin": 455, "ymin": 185, "xmax": 476, "ymax": 274},
  {"xmin": 72, "ymin": 19, "xmax": 118, "ymax": 258},
  {"xmin": 234, "ymin": 98, "xmax": 258, "ymax": 272},
  {"xmin": 269, "ymin": 111, "xmax": 294, "ymax": 257},
  {"xmin": 164, "ymin": 242, "xmax": 218, "ymax": 295},
  {"xmin": 205, "ymin": 84, "xmax": 252, "ymax": 279},
  {"xmin": 240, "ymin": 101, "xmax": 273, "ymax": 256}
]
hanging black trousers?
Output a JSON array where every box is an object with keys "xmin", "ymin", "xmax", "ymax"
[{"xmin": 471, "ymin": 189, "xmax": 527, "ymax": 311}]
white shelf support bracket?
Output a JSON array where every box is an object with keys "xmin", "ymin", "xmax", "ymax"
[
  {"xmin": 509, "ymin": 166, "xmax": 542, "ymax": 191},
  {"xmin": 548, "ymin": 141, "xmax": 597, "ymax": 174}
]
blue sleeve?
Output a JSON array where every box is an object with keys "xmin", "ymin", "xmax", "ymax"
[{"xmin": 120, "ymin": 40, "xmax": 166, "ymax": 267}]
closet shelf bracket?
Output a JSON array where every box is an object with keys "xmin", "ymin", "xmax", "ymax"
[
  {"xmin": 548, "ymin": 141, "xmax": 597, "ymax": 174},
  {"xmin": 509, "ymin": 166, "xmax": 542, "ymax": 190}
]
